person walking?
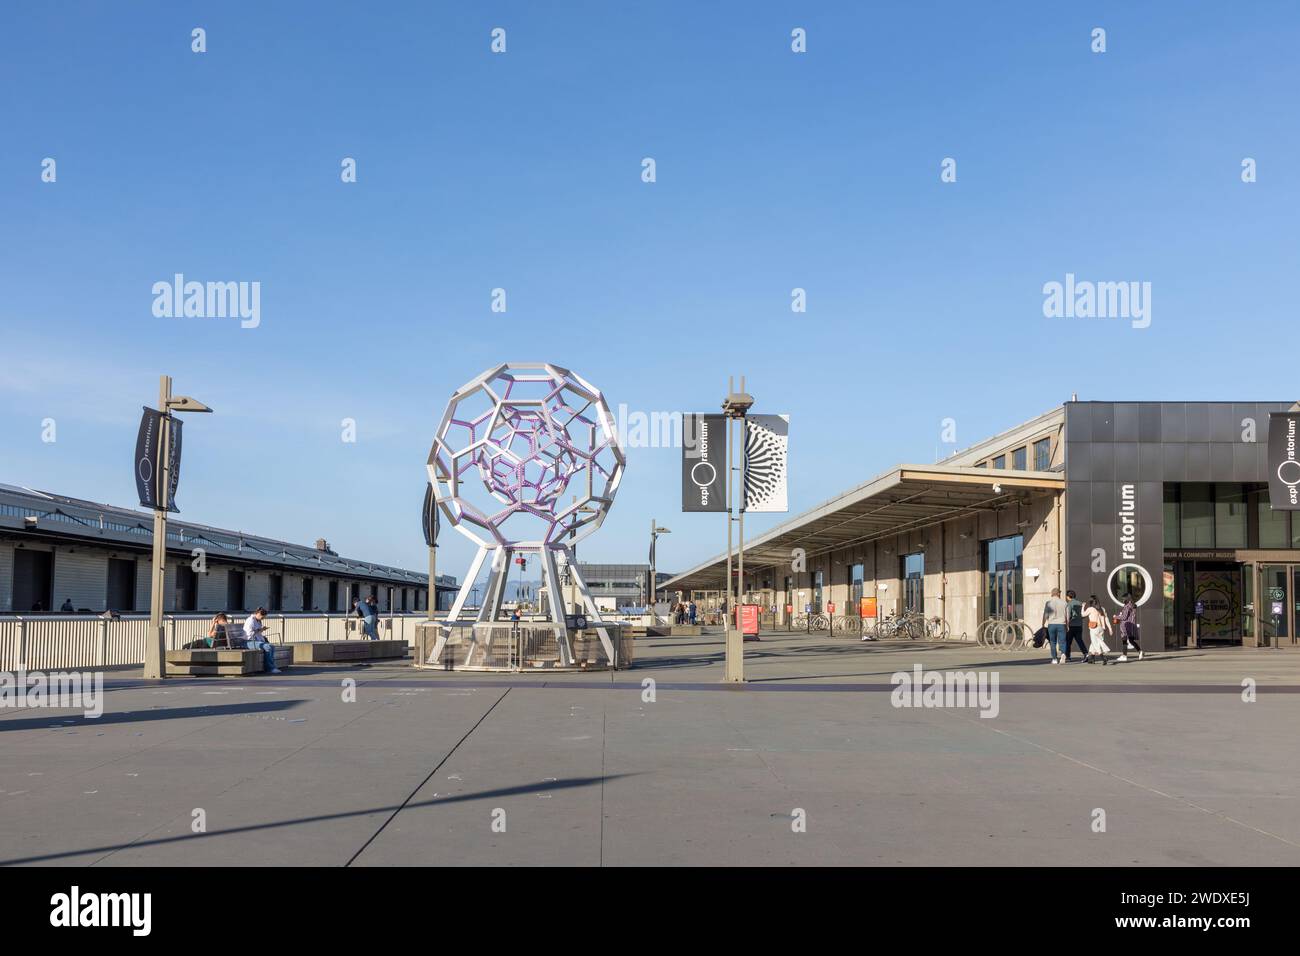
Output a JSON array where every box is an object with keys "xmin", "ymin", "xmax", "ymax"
[
  {"xmin": 1064, "ymin": 589, "xmax": 1088, "ymax": 661},
  {"xmin": 1041, "ymin": 588, "xmax": 1069, "ymax": 664},
  {"xmin": 1082, "ymin": 595, "xmax": 1112, "ymax": 665},
  {"xmin": 242, "ymin": 607, "xmax": 281, "ymax": 674},
  {"xmin": 1115, "ymin": 594, "xmax": 1142, "ymax": 662},
  {"xmin": 360, "ymin": 594, "xmax": 381, "ymax": 640}
]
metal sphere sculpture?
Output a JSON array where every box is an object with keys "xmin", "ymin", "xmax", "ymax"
[
  {"xmin": 428, "ymin": 363, "xmax": 625, "ymax": 549},
  {"xmin": 424, "ymin": 363, "xmax": 627, "ymax": 669}
]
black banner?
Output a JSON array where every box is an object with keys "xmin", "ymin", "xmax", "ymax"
[
  {"xmin": 682, "ymin": 413, "xmax": 726, "ymax": 512},
  {"xmin": 422, "ymin": 481, "xmax": 440, "ymax": 546},
  {"xmin": 134, "ymin": 407, "xmax": 181, "ymax": 513},
  {"xmin": 1267, "ymin": 411, "xmax": 1300, "ymax": 510},
  {"xmin": 166, "ymin": 416, "xmax": 182, "ymax": 513}
]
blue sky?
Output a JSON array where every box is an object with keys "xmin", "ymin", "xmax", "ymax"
[{"xmin": 2, "ymin": 1, "xmax": 1297, "ymax": 584}]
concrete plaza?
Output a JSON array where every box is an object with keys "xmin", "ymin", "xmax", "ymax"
[{"xmin": 2, "ymin": 631, "xmax": 1299, "ymax": 866}]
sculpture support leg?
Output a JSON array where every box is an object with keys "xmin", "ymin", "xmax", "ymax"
[
  {"xmin": 566, "ymin": 551, "xmax": 617, "ymax": 665},
  {"xmin": 541, "ymin": 547, "xmax": 573, "ymax": 666}
]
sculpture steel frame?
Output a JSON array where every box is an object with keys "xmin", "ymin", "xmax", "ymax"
[{"xmin": 425, "ymin": 362, "xmax": 625, "ymax": 667}]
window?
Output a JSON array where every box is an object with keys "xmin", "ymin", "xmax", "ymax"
[
  {"xmin": 992, "ymin": 455, "xmax": 1006, "ymax": 470},
  {"xmin": 849, "ymin": 562, "xmax": 864, "ymax": 613},
  {"xmin": 13, "ymin": 549, "xmax": 54, "ymax": 612},
  {"xmin": 227, "ymin": 570, "xmax": 245, "ymax": 610},
  {"xmin": 902, "ymin": 553, "xmax": 924, "ymax": 612},
  {"xmin": 1163, "ymin": 485, "xmax": 1180, "ymax": 549},
  {"xmin": 1180, "ymin": 484, "xmax": 1214, "ymax": 548},
  {"xmin": 974, "ymin": 462, "xmax": 986, "ymax": 469},
  {"xmin": 813, "ymin": 570, "xmax": 824, "ymax": 613},
  {"xmin": 983, "ymin": 535, "xmax": 1024, "ymax": 620},
  {"xmin": 268, "ymin": 574, "xmax": 283, "ymax": 612},
  {"xmin": 1033, "ymin": 438, "xmax": 1051, "ymax": 471},
  {"xmin": 175, "ymin": 565, "xmax": 198, "ymax": 611},
  {"xmin": 107, "ymin": 558, "xmax": 136, "ymax": 612},
  {"xmin": 1214, "ymin": 483, "xmax": 1247, "ymax": 548},
  {"xmin": 1257, "ymin": 488, "xmax": 1289, "ymax": 548},
  {"xmin": 1012, "ymin": 447, "xmax": 1027, "ymax": 470},
  {"xmin": 328, "ymin": 579, "xmax": 339, "ymax": 613},
  {"xmin": 302, "ymin": 577, "xmax": 314, "ymax": 611}
]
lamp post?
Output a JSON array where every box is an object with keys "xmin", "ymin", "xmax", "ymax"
[
  {"xmin": 144, "ymin": 374, "xmax": 212, "ymax": 680},
  {"xmin": 649, "ymin": 519, "xmax": 671, "ymax": 607},
  {"xmin": 423, "ymin": 482, "xmax": 439, "ymax": 622},
  {"xmin": 567, "ymin": 494, "xmax": 599, "ymax": 615},
  {"xmin": 722, "ymin": 376, "xmax": 754, "ymax": 683}
]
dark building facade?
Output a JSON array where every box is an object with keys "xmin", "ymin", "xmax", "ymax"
[{"xmin": 1064, "ymin": 402, "xmax": 1299, "ymax": 649}]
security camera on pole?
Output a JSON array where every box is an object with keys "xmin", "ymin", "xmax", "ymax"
[{"xmin": 137, "ymin": 375, "xmax": 212, "ymax": 679}]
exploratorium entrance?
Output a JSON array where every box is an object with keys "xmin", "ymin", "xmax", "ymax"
[
  {"xmin": 1166, "ymin": 555, "xmax": 1300, "ymax": 647},
  {"xmin": 1164, "ymin": 557, "xmax": 1244, "ymax": 646}
]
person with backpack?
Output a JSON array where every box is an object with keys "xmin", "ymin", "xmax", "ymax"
[
  {"xmin": 1115, "ymin": 594, "xmax": 1142, "ymax": 662},
  {"xmin": 1082, "ymin": 595, "xmax": 1112, "ymax": 664},
  {"xmin": 1064, "ymin": 589, "xmax": 1088, "ymax": 661}
]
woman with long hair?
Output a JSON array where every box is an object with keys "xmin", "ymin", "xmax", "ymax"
[
  {"xmin": 1115, "ymin": 593, "xmax": 1142, "ymax": 662},
  {"xmin": 1082, "ymin": 595, "xmax": 1112, "ymax": 665}
]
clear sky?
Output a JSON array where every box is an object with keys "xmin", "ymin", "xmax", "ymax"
[{"xmin": 2, "ymin": 1, "xmax": 1297, "ymax": 585}]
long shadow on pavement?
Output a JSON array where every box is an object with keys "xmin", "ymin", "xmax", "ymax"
[
  {"xmin": 0, "ymin": 699, "xmax": 307, "ymax": 733},
  {"xmin": 0, "ymin": 774, "xmax": 637, "ymax": 866}
]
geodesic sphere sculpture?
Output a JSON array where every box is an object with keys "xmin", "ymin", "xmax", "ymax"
[{"xmin": 428, "ymin": 363, "xmax": 625, "ymax": 548}]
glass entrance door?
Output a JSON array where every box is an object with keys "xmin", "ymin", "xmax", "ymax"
[{"xmin": 1258, "ymin": 565, "xmax": 1295, "ymax": 646}]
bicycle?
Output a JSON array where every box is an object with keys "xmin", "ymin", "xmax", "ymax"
[{"xmin": 924, "ymin": 616, "xmax": 951, "ymax": 640}]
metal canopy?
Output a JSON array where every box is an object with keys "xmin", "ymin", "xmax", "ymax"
[{"xmin": 660, "ymin": 464, "xmax": 1064, "ymax": 592}]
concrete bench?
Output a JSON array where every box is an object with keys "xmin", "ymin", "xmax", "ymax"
[
  {"xmin": 166, "ymin": 648, "xmax": 265, "ymax": 676},
  {"xmin": 287, "ymin": 639, "xmax": 409, "ymax": 664},
  {"xmin": 166, "ymin": 645, "xmax": 293, "ymax": 676}
]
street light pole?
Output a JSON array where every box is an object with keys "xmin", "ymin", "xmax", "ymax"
[
  {"xmin": 144, "ymin": 374, "xmax": 211, "ymax": 680},
  {"xmin": 649, "ymin": 519, "xmax": 671, "ymax": 607},
  {"xmin": 722, "ymin": 376, "xmax": 754, "ymax": 683}
]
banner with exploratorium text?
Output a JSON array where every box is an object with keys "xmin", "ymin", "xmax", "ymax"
[
  {"xmin": 134, "ymin": 407, "xmax": 182, "ymax": 513},
  {"xmin": 744, "ymin": 414, "xmax": 789, "ymax": 513},
  {"xmin": 682, "ymin": 414, "xmax": 727, "ymax": 512},
  {"xmin": 1268, "ymin": 411, "xmax": 1300, "ymax": 510}
]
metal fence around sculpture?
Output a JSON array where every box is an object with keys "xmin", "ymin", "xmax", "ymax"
[
  {"xmin": 419, "ymin": 621, "xmax": 631, "ymax": 672},
  {"xmin": 0, "ymin": 613, "xmax": 431, "ymax": 671}
]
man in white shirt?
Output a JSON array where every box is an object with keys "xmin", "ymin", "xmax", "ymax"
[{"xmin": 242, "ymin": 607, "xmax": 280, "ymax": 674}]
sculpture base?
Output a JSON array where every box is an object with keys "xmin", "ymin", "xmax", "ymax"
[{"xmin": 414, "ymin": 620, "xmax": 630, "ymax": 672}]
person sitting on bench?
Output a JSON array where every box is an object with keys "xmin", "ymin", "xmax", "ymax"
[
  {"xmin": 208, "ymin": 612, "xmax": 232, "ymax": 648},
  {"xmin": 242, "ymin": 607, "xmax": 281, "ymax": 674}
]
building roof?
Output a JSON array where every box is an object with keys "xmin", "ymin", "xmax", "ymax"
[
  {"xmin": 0, "ymin": 483, "xmax": 450, "ymax": 587},
  {"xmin": 660, "ymin": 463, "xmax": 1063, "ymax": 592}
]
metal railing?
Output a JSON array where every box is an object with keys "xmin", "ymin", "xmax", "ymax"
[
  {"xmin": 0, "ymin": 613, "xmax": 431, "ymax": 671},
  {"xmin": 422, "ymin": 621, "xmax": 631, "ymax": 672}
]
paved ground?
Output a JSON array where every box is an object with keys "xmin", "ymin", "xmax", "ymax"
[{"xmin": 3, "ymin": 630, "xmax": 1299, "ymax": 866}]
